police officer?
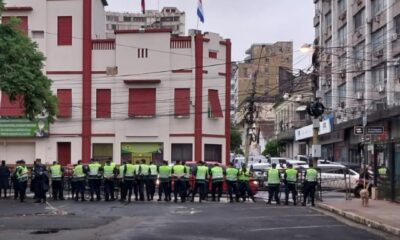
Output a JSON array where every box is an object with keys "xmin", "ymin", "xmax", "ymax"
[
  {"xmin": 33, "ymin": 158, "xmax": 48, "ymax": 203},
  {"xmin": 238, "ymin": 165, "xmax": 255, "ymax": 202},
  {"xmin": 0, "ymin": 160, "xmax": 10, "ymax": 199},
  {"xmin": 73, "ymin": 160, "xmax": 86, "ymax": 202},
  {"xmin": 172, "ymin": 161, "xmax": 187, "ymax": 203},
  {"xmin": 184, "ymin": 163, "xmax": 192, "ymax": 198},
  {"xmin": 123, "ymin": 161, "xmax": 135, "ymax": 202},
  {"xmin": 210, "ymin": 163, "xmax": 224, "ymax": 202},
  {"xmin": 267, "ymin": 163, "xmax": 281, "ymax": 205},
  {"xmin": 158, "ymin": 161, "xmax": 172, "ymax": 202},
  {"xmin": 133, "ymin": 161, "xmax": 140, "ymax": 201},
  {"xmin": 225, "ymin": 162, "xmax": 240, "ymax": 203},
  {"xmin": 148, "ymin": 161, "xmax": 158, "ymax": 201},
  {"xmin": 103, "ymin": 159, "xmax": 117, "ymax": 201},
  {"xmin": 118, "ymin": 161, "xmax": 127, "ymax": 202},
  {"xmin": 15, "ymin": 160, "xmax": 28, "ymax": 202},
  {"xmin": 87, "ymin": 158, "xmax": 102, "ymax": 201},
  {"xmin": 70, "ymin": 164, "xmax": 77, "ymax": 200},
  {"xmin": 284, "ymin": 163, "xmax": 298, "ymax": 205},
  {"xmin": 138, "ymin": 159, "xmax": 150, "ymax": 201},
  {"xmin": 378, "ymin": 164, "xmax": 388, "ymax": 179},
  {"xmin": 303, "ymin": 163, "xmax": 318, "ymax": 207},
  {"xmin": 49, "ymin": 161, "xmax": 65, "ymax": 200},
  {"xmin": 191, "ymin": 162, "xmax": 209, "ymax": 203}
]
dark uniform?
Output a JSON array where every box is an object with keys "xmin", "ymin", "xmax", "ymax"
[
  {"xmin": 303, "ymin": 166, "xmax": 318, "ymax": 206},
  {"xmin": 33, "ymin": 161, "xmax": 48, "ymax": 203},
  {"xmin": 267, "ymin": 166, "xmax": 281, "ymax": 205},
  {"xmin": 103, "ymin": 161, "xmax": 117, "ymax": 201},
  {"xmin": 158, "ymin": 163, "xmax": 172, "ymax": 202},
  {"xmin": 138, "ymin": 160, "xmax": 150, "ymax": 201},
  {"xmin": 87, "ymin": 160, "xmax": 102, "ymax": 201},
  {"xmin": 191, "ymin": 163, "xmax": 209, "ymax": 203},
  {"xmin": 15, "ymin": 160, "xmax": 28, "ymax": 202},
  {"xmin": 238, "ymin": 167, "xmax": 255, "ymax": 202},
  {"xmin": 123, "ymin": 163, "xmax": 136, "ymax": 202},
  {"xmin": 225, "ymin": 165, "xmax": 240, "ymax": 202},
  {"xmin": 284, "ymin": 166, "xmax": 298, "ymax": 205},
  {"xmin": 210, "ymin": 165, "xmax": 224, "ymax": 202},
  {"xmin": 172, "ymin": 162, "xmax": 187, "ymax": 203},
  {"xmin": 49, "ymin": 162, "xmax": 65, "ymax": 200},
  {"xmin": 73, "ymin": 161, "xmax": 86, "ymax": 202},
  {"xmin": 148, "ymin": 162, "xmax": 158, "ymax": 200},
  {"xmin": 0, "ymin": 161, "xmax": 10, "ymax": 198}
]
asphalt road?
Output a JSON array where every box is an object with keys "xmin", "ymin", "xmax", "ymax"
[{"xmin": 0, "ymin": 198, "xmax": 395, "ymax": 240}]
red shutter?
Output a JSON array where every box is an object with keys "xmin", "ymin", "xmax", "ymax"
[
  {"xmin": 57, "ymin": 142, "xmax": 71, "ymax": 166},
  {"xmin": 57, "ymin": 89, "xmax": 72, "ymax": 118},
  {"xmin": 0, "ymin": 93, "xmax": 25, "ymax": 117},
  {"xmin": 58, "ymin": 16, "xmax": 72, "ymax": 46},
  {"xmin": 208, "ymin": 89, "xmax": 223, "ymax": 118},
  {"xmin": 96, "ymin": 89, "xmax": 111, "ymax": 118},
  {"xmin": 209, "ymin": 51, "xmax": 217, "ymax": 59},
  {"xmin": 2, "ymin": 16, "xmax": 28, "ymax": 35},
  {"xmin": 129, "ymin": 88, "xmax": 156, "ymax": 117},
  {"xmin": 174, "ymin": 88, "xmax": 190, "ymax": 117}
]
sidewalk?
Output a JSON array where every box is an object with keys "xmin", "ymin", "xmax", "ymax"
[{"xmin": 317, "ymin": 198, "xmax": 400, "ymax": 237}]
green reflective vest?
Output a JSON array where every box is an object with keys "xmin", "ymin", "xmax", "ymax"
[
  {"xmin": 16, "ymin": 166, "xmax": 28, "ymax": 182},
  {"xmin": 159, "ymin": 165, "xmax": 171, "ymax": 181},
  {"xmin": 73, "ymin": 165, "xmax": 85, "ymax": 179},
  {"xmin": 378, "ymin": 167, "xmax": 387, "ymax": 177},
  {"xmin": 118, "ymin": 165, "xmax": 125, "ymax": 178},
  {"xmin": 285, "ymin": 168, "xmax": 298, "ymax": 183},
  {"xmin": 196, "ymin": 166, "xmax": 208, "ymax": 181},
  {"xmin": 239, "ymin": 169, "xmax": 250, "ymax": 182},
  {"xmin": 268, "ymin": 169, "xmax": 280, "ymax": 184},
  {"xmin": 133, "ymin": 164, "xmax": 140, "ymax": 175},
  {"xmin": 226, "ymin": 167, "xmax": 239, "ymax": 181},
  {"xmin": 306, "ymin": 168, "xmax": 318, "ymax": 182},
  {"xmin": 149, "ymin": 164, "xmax": 158, "ymax": 176},
  {"xmin": 103, "ymin": 165, "xmax": 115, "ymax": 179},
  {"xmin": 50, "ymin": 164, "xmax": 62, "ymax": 180},
  {"xmin": 211, "ymin": 166, "xmax": 224, "ymax": 182},
  {"xmin": 140, "ymin": 164, "xmax": 150, "ymax": 176},
  {"xmin": 125, "ymin": 164, "xmax": 135, "ymax": 178},
  {"xmin": 88, "ymin": 162, "xmax": 101, "ymax": 177},
  {"xmin": 173, "ymin": 165, "xmax": 185, "ymax": 178}
]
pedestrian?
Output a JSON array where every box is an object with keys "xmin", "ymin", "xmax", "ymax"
[
  {"xmin": 210, "ymin": 163, "xmax": 223, "ymax": 202},
  {"xmin": 284, "ymin": 163, "xmax": 298, "ymax": 205},
  {"xmin": 103, "ymin": 159, "xmax": 117, "ymax": 201},
  {"xmin": 267, "ymin": 163, "xmax": 281, "ymax": 205},
  {"xmin": 118, "ymin": 161, "xmax": 127, "ymax": 202},
  {"xmin": 87, "ymin": 158, "xmax": 102, "ymax": 201},
  {"xmin": 123, "ymin": 161, "xmax": 135, "ymax": 202},
  {"xmin": 191, "ymin": 161, "xmax": 209, "ymax": 203},
  {"xmin": 0, "ymin": 160, "xmax": 10, "ymax": 198},
  {"xmin": 73, "ymin": 160, "xmax": 86, "ymax": 202},
  {"xmin": 133, "ymin": 161, "xmax": 140, "ymax": 201},
  {"xmin": 158, "ymin": 161, "xmax": 172, "ymax": 202},
  {"xmin": 33, "ymin": 158, "xmax": 48, "ymax": 203},
  {"xmin": 303, "ymin": 163, "xmax": 318, "ymax": 207},
  {"xmin": 138, "ymin": 159, "xmax": 150, "ymax": 201},
  {"xmin": 225, "ymin": 162, "xmax": 240, "ymax": 203},
  {"xmin": 15, "ymin": 160, "xmax": 28, "ymax": 203},
  {"xmin": 172, "ymin": 161, "xmax": 186, "ymax": 203},
  {"xmin": 148, "ymin": 161, "xmax": 158, "ymax": 201},
  {"xmin": 49, "ymin": 161, "xmax": 65, "ymax": 200},
  {"xmin": 238, "ymin": 165, "xmax": 256, "ymax": 202}
]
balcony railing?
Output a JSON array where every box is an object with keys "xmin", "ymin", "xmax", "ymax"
[
  {"xmin": 170, "ymin": 37, "xmax": 192, "ymax": 49},
  {"xmin": 92, "ymin": 39, "xmax": 116, "ymax": 50}
]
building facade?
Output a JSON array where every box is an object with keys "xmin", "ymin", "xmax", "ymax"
[
  {"xmin": 106, "ymin": 7, "xmax": 185, "ymax": 38},
  {"xmin": 0, "ymin": 0, "xmax": 231, "ymax": 166},
  {"xmin": 314, "ymin": 0, "xmax": 400, "ymax": 201}
]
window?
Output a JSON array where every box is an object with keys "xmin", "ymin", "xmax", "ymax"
[
  {"xmin": 204, "ymin": 144, "xmax": 222, "ymax": 163},
  {"xmin": 106, "ymin": 15, "xmax": 119, "ymax": 22},
  {"xmin": 174, "ymin": 88, "xmax": 190, "ymax": 118},
  {"xmin": 173, "ymin": 16, "xmax": 180, "ymax": 21},
  {"xmin": 371, "ymin": 0, "xmax": 386, "ymax": 16},
  {"xmin": 128, "ymin": 88, "xmax": 156, "ymax": 117},
  {"xmin": 325, "ymin": 11, "xmax": 332, "ymax": 29},
  {"xmin": 338, "ymin": 84, "xmax": 346, "ymax": 106},
  {"xmin": 371, "ymin": 26, "xmax": 386, "ymax": 49},
  {"xmin": 133, "ymin": 17, "xmax": 145, "ymax": 22},
  {"xmin": 0, "ymin": 93, "xmax": 24, "ymax": 117},
  {"xmin": 208, "ymin": 89, "xmax": 223, "ymax": 118},
  {"xmin": 137, "ymin": 48, "xmax": 149, "ymax": 58},
  {"xmin": 353, "ymin": 42, "xmax": 365, "ymax": 64},
  {"xmin": 209, "ymin": 51, "xmax": 218, "ymax": 59},
  {"xmin": 353, "ymin": 74, "xmax": 365, "ymax": 94},
  {"xmin": 371, "ymin": 64, "xmax": 387, "ymax": 87},
  {"xmin": 96, "ymin": 89, "xmax": 111, "ymax": 118},
  {"xmin": 1, "ymin": 16, "xmax": 28, "ymax": 35},
  {"xmin": 395, "ymin": 14, "xmax": 400, "ymax": 34},
  {"xmin": 299, "ymin": 111, "xmax": 306, "ymax": 120},
  {"xmin": 123, "ymin": 16, "xmax": 131, "ymax": 22},
  {"xmin": 111, "ymin": 24, "xmax": 117, "ymax": 30},
  {"xmin": 338, "ymin": 55, "xmax": 346, "ymax": 69},
  {"xmin": 338, "ymin": 0, "xmax": 346, "ymax": 15},
  {"xmin": 354, "ymin": 9, "xmax": 365, "ymax": 30},
  {"xmin": 337, "ymin": 25, "xmax": 347, "ymax": 47},
  {"xmin": 324, "ymin": 91, "xmax": 332, "ymax": 108},
  {"xmin": 57, "ymin": 89, "xmax": 72, "ymax": 118},
  {"xmin": 57, "ymin": 16, "xmax": 72, "ymax": 46},
  {"xmin": 171, "ymin": 144, "xmax": 192, "ymax": 162},
  {"xmin": 93, "ymin": 144, "xmax": 113, "ymax": 162}
]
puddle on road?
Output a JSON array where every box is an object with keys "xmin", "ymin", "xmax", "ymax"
[{"xmin": 30, "ymin": 228, "xmax": 71, "ymax": 235}]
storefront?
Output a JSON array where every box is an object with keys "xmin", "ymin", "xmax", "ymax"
[
  {"xmin": 295, "ymin": 119, "xmax": 332, "ymax": 157},
  {"xmin": 121, "ymin": 143, "xmax": 164, "ymax": 164}
]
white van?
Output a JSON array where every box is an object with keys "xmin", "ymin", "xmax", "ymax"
[{"xmin": 318, "ymin": 164, "xmax": 359, "ymax": 191}]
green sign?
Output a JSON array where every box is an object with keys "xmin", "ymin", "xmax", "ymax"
[{"xmin": 0, "ymin": 118, "xmax": 49, "ymax": 137}]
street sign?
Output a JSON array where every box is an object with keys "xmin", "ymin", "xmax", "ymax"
[
  {"xmin": 354, "ymin": 126, "xmax": 364, "ymax": 135},
  {"xmin": 366, "ymin": 126, "xmax": 384, "ymax": 135}
]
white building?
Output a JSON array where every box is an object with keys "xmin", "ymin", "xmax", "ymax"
[
  {"xmin": 106, "ymin": 7, "xmax": 185, "ymax": 38},
  {"xmin": 0, "ymin": 0, "xmax": 231, "ymax": 165}
]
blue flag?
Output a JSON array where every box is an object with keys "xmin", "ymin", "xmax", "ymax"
[{"xmin": 197, "ymin": 0, "xmax": 204, "ymax": 23}]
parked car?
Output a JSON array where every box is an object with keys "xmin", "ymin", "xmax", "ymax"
[
  {"xmin": 318, "ymin": 163, "xmax": 359, "ymax": 194},
  {"xmin": 286, "ymin": 160, "xmax": 309, "ymax": 169}
]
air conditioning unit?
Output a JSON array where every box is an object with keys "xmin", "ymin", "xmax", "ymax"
[
  {"xmin": 355, "ymin": 30, "xmax": 362, "ymax": 38},
  {"xmin": 378, "ymin": 84, "xmax": 385, "ymax": 93},
  {"xmin": 356, "ymin": 91, "xmax": 364, "ymax": 100},
  {"xmin": 340, "ymin": 69, "xmax": 346, "ymax": 78},
  {"xmin": 106, "ymin": 66, "xmax": 118, "ymax": 76},
  {"xmin": 339, "ymin": 101, "xmax": 345, "ymax": 108},
  {"xmin": 374, "ymin": 14, "xmax": 381, "ymax": 23},
  {"xmin": 374, "ymin": 49, "xmax": 384, "ymax": 58},
  {"xmin": 392, "ymin": 33, "xmax": 399, "ymax": 41},
  {"xmin": 356, "ymin": 61, "xmax": 363, "ymax": 69},
  {"xmin": 339, "ymin": 12, "xmax": 346, "ymax": 20}
]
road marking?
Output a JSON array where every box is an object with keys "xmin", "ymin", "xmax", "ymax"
[{"xmin": 249, "ymin": 224, "xmax": 344, "ymax": 232}]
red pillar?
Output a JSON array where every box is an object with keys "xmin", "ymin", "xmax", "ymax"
[
  {"xmin": 82, "ymin": 0, "xmax": 92, "ymax": 163},
  {"xmin": 194, "ymin": 34, "xmax": 204, "ymax": 162},
  {"xmin": 225, "ymin": 39, "xmax": 232, "ymax": 165}
]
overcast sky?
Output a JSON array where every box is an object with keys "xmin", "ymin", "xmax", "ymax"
[{"xmin": 106, "ymin": 0, "xmax": 315, "ymax": 71}]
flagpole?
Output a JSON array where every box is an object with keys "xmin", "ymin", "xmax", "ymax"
[{"xmin": 197, "ymin": 18, "xmax": 199, "ymax": 30}]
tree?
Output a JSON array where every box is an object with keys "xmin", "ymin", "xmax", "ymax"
[
  {"xmin": 0, "ymin": 2, "xmax": 57, "ymax": 121},
  {"xmin": 262, "ymin": 140, "xmax": 279, "ymax": 157},
  {"xmin": 230, "ymin": 125, "xmax": 242, "ymax": 154}
]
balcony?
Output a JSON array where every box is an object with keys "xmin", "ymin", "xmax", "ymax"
[{"xmin": 314, "ymin": 14, "xmax": 320, "ymax": 27}]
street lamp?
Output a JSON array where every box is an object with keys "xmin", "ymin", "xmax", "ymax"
[{"xmin": 300, "ymin": 43, "xmax": 314, "ymax": 54}]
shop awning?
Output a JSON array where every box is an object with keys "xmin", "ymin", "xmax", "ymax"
[{"xmin": 296, "ymin": 105, "xmax": 307, "ymax": 112}]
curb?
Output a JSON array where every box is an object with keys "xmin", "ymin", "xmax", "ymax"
[{"xmin": 317, "ymin": 203, "xmax": 400, "ymax": 237}]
